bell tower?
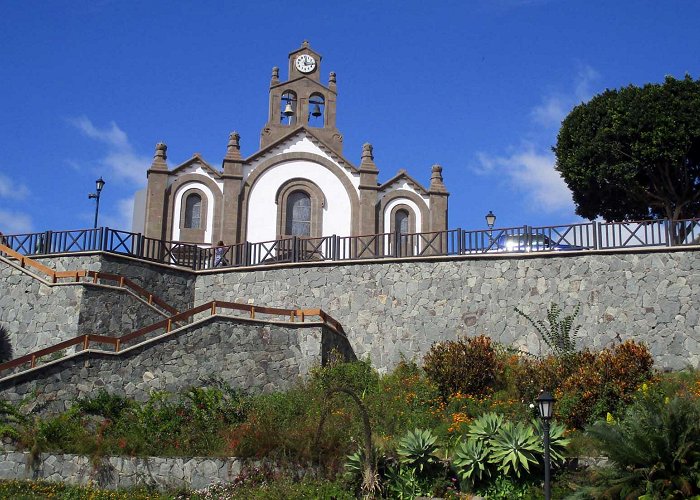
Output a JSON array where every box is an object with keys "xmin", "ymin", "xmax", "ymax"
[{"xmin": 260, "ymin": 41, "xmax": 343, "ymax": 154}]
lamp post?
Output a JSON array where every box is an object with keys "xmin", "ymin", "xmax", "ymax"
[
  {"xmin": 88, "ymin": 177, "xmax": 105, "ymax": 229},
  {"xmin": 536, "ymin": 390, "xmax": 556, "ymax": 500},
  {"xmin": 485, "ymin": 210, "xmax": 496, "ymax": 241}
]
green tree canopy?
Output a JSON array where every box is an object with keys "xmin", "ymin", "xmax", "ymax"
[{"xmin": 554, "ymin": 75, "xmax": 700, "ymax": 224}]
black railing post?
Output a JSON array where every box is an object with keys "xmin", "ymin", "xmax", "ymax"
[
  {"xmin": 292, "ymin": 236, "xmax": 299, "ymax": 262},
  {"xmin": 45, "ymin": 230, "xmax": 53, "ymax": 254},
  {"xmin": 597, "ymin": 222, "xmax": 603, "ymax": 249},
  {"xmin": 332, "ymin": 235, "xmax": 338, "ymax": 261},
  {"xmin": 245, "ymin": 241, "xmax": 251, "ymax": 267},
  {"xmin": 457, "ymin": 228, "xmax": 464, "ymax": 255},
  {"xmin": 101, "ymin": 227, "xmax": 108, "ymax": 251},
  {"xmin": 664, "ymin": 218, "xmax": 673, "ymax": 247},
  {"xmin": 590, "ymin": 222, "xmax": 597, "ymax": 250}
]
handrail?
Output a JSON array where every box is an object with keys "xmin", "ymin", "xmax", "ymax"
[
  {"xmin": 0, "ymin": 242, "xmax": 63, "ymax": 282},
  {"xmin": 0, "ymin": 300, "xmax": 345, "ymax": 376},
  {"xmin": 3, "ymin": 218, "xmax": 700, "ymax": 271},
  {"xmin": 0, "ymin": 244, "xmax": 179, "ymax": 315}
]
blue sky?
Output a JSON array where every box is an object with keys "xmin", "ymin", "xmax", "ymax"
[{"xmin": 1, "ymin": 0, "xmax": 698, "ymax": 236}]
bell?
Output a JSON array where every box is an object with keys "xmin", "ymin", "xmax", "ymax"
[
  {"xmin": 311, "ymin": 103, "xmax": 322, "ymax": 117},
  {"xmin": 283, "ymin": 102, "xmax": 295, "ymax": 117}
]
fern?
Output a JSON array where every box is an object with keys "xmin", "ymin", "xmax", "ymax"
[{"xmin": 515, "ymin": 303, "xmax": 581, "ymax": 357}]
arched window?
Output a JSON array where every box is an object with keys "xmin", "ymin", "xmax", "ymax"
[
  {"xmin": 280, "ymin": 90, "xmax": 297, "ymax": 126},
  {"xmin": 308, "ymin": 93, "xmax": 325, "ymax": 128},
  {"xmin": 285, "ymin": 190, "xmax": 311, "ymax": 236},
  {"xmin": 395, "ymin": 209, "xmax": 409, "ymax": 235},
  {"xmin": 184, "ymin": 193, "xmax": 202, "ymax": 229}
]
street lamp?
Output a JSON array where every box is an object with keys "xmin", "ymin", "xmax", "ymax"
[
  {"xmin": 485, "ymin": 210, "xmax": 496, "ymax": 241},
  {"xmin": 536, "ymin": 390, "xmax": 556, "ymax": 500},
  {"xmin": 88, "ymin": 177, "xmax": 106, "ymax": 229}
]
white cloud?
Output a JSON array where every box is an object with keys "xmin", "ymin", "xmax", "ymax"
[
  {"xmin": 475, "ymin": 144, "xmax": 573, "ymax": 213},
  {"xmin": 531, "ymin": 65, "xmax": 599, "ymax": 128},
  {"xmin": 100, "ymin": 197, "xmax": 135, "ymax": 231},
  {"xmin": 0, "ymin": 173, "xmax": 30, "ymax": 201},
  {"xmin": 0, "ymin": 209, "xmax": 33, "ymax": 233},
  {"xmin": 68, "ymin": 116, "xmax": 150, "ymax": 186},
  {"xmin": 473, "ymin": 65, "xmax": 599, "ymax": 215}
]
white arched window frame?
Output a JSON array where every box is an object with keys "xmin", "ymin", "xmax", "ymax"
[{"xmin": 172, "ymin": 182, "xmax": 216, "ymax": 243}]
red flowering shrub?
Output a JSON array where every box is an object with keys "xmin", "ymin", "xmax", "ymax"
[
  {"xmin": 498, "ymin": 340, "xmax": 655, "ymax": 429},
  {"xmin": 423, "ymin": 335, "xmax": 501, "ymax": 400}
]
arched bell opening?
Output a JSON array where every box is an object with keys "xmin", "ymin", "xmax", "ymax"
[
  {"xmin": 280, "ymin": 90, "xmax": 297, "ymax": 125},
  {"xmin": 308, "ymin": 93, "xmax": 325, "ymax": 128}
]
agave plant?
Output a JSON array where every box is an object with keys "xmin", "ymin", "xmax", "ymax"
[
  {"xmin": 396, "ymin": 428, "xmax": 440, "ymax": 473},
  {"xmin": 453, "ymin": 437, "xmax": 492, "ymax": 486},
  {"xmin": 488, "ymin": 421, "xmax": 541, "ymax": 478},
  {"xmin": 531, "ymin": 418, "xmax": 570, "ymax": 465},
  {"xmin": 467, "ymin": 412, "xmax": 503, "ymax": 444}
]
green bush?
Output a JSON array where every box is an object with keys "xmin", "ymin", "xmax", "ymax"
[
  {"xmin": 423, "ymin": 335, "xmax": 501, "ymax": 400},
  {"xmin": 585, "ymin": 391, "xmax": 700, "ymax": 498}
]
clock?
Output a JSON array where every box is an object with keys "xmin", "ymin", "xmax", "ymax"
[{"xmin": 295, "ymin": 54, "xmax": 316, "ymax": 73}]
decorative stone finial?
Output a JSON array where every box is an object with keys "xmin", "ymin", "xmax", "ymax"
[
  {"xmin": 155, "ymin": 142, "xmax": 167, "ymax": 159},
  {"xmin": 271, "ymin": 66, "xmax": 279, "ymax": 85},
  {"xmin": 302, "ymin": 40, "xmax": 310, "ymax": 48},
  {"xmin": 360, "ymin": 143, "xmax": 378, "ymax": 172},
  {"xmin": 225, "ymin": 131, "xmax": 242, "ymax": 161},
  {"xmin": 150, "ymin": 142, "xmax": 168, "ymax": 170},
  {"xmin": 329, "ymin": 71, "xmax": 336, "ymax": 83},
  {"xmin": 429, "ymin": 164, "xmax": 448, "ymax": 193}
]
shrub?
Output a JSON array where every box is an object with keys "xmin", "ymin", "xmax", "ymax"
[
  {"xmin": 0, "ymin": 324, "xmax": 12, "ymax": 362},
  {"xmin": 370, "ymin": 360, "xmax": 442, "ymax": 439},
  {"xmin": 585, "ymin": 391, "xmax": 700, "ymax": 498},
  {"xmin": 74, "ymin": 389, "xmax": 133, "ymax": 421},
  {"xmin": 423, "ymin": 335, "xmax": 501, "ymax": 400},
  {"xmin": 311, "ymin": 357, "xmax": 379, "ymax": 395}
]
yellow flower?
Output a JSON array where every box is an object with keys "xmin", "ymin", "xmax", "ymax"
[
  {"xmin": 664, "ymin": 396, "xmax": 670, "ymax": 404},
  {"xmin": 641, "ymin": 383, "xmax": 648, "ymax": 393},
  {"xmin": 606, "ymin": 412, "xmax": 615, "ymax": 424}
]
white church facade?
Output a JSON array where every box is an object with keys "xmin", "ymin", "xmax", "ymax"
[{"xmin": 134, "ymin": 42, "xmax": 449, "ymax": 247}]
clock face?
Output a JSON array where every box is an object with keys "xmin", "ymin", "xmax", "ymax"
[{"xmin": 295, "ymin": 54, "xmax": 316, "ymax": 73}]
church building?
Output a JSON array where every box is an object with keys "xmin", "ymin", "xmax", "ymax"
[{"xmin": 135, "ymin": 42, "xmax": 449, "ymax": 247}]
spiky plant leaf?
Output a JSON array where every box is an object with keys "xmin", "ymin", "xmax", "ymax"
[
  {"xmin": 453, "ymin": 437, "xmax": 492, "ymax": 486},
  {"xmin": 467, "ymin": 412, "xmax": 503, "ymax": 444},
  {"xmin": 488, "ymin": 421, "xmax": 541, "ymax": 478},
  {"xmin": 396, "ymin": 428, "xmax": 439, "ymax": 473},
  {"xmin": 532, "ymin": 418, "xmax": 571, "ymax": 465}
]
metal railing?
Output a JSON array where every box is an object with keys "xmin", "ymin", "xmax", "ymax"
[
  {"xmin": 0, "ymin": 300, "xmax": 345, "ymax": 376},
  {"xmin": 2, "ymin": 218, "xmax": 699, "ymax": 271}
]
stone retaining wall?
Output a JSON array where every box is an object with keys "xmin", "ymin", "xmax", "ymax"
[
  {"xmin": 0, "ymin": 452, "xmax": 247, "ymax": 491},
  {"xmin": 0, "ymin": 262, "xmax": 168, "ymax": 358},
  {"xmin": 195, "ymin": 249, "xmax": 700, "ymax": 371},
  {"xmin": 0, "ymin": 263, "xmax": 83, "ymax": 356},
  {"xmin": 0, "ymin": 317, "xmax": 354, "ymax": 412}
]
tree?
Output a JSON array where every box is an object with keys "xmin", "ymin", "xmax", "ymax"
[{"xmin": 554, "ymin": 75, "xmax": 700, "ymax": 241}]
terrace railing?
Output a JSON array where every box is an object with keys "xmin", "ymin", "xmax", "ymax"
[
  {"xmin": 0, "ymin": 300, "xmax": 345, "ymax": 376},
  {"xmin": 2, "ymin": 217, "xmax": 699, "ymax": 271}
]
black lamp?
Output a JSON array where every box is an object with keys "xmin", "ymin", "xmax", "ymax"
[
  {"xmin": 536, "ymin": 390, "xmax": 556, "ymax": 500},
  {"xmin": 88, "ymin": 177, "xmax": 106, "ymax": 229},
  {"xmin": 485, "ymin": 210, "xmax": 496, "ymax": 229}
]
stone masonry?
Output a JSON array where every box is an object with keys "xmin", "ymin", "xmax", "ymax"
[
  {"xmin": 0, "ymin": 259, "xmax": 169, "ymax": 357},
  {"xmin": 2, "ymin": 247, "xmax": 699, "ymax": 378},
  {"xmin": 0, "ymin": 316, "xmax": 353, "ymax": 413},
  {"xmin": 0, "ymin": 452, "xmax": 248, "ymax": 491},
  {"xmin": 195, "ymin": 249, "xmax": 700, "ymax": 370}
]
